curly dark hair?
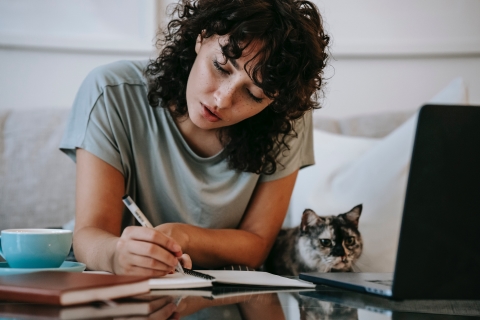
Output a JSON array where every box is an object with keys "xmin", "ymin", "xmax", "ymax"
[{"xmin": 146, "ymin": 0, "xmax": 329, "ymax": 174}]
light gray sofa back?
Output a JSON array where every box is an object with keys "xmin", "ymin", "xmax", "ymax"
[
  {"xmin": 0, "ymin": 107, "xmax": 415, "ymax": 231},
  {"xmin": 0, "ymin": 108, "xmax": 75, "ymax": 230},
  {"xmin": 313, "ymin": 109, "xmax": 417, "ymax": 138}
]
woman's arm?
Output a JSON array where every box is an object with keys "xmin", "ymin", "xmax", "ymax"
[
  {"xmin": 157, "ymin": 170, "xmax": 299, "ymax": 269},
  {"xmin": 75, "ymin": 148, "xmax": 297, "ymax": 273},
  {"xmin": 74, "ymin": 148, "xmax": 188, "ymax": 276}
]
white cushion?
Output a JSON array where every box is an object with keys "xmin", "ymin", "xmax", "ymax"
[
  {"xmin": 333, "ymin": 115, "xmax": 417, "ymax": 272},
  {"xmin": 288, "ymin": 116, "xmax": 416, "ymax": 272},
  {"xmin": 287, "ymin": 130, "xmax": 379, "ymax": 224},
  {"xmin": 287, "ymin": 77, "xmax": 469, "ymax": 272}
]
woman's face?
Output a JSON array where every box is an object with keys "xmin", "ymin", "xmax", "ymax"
[{"xmin": 185, "ymin": 34, "xmax": 273, "ymax": 131}]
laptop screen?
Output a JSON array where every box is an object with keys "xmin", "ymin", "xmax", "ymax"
[{"xmin": 393, "ymin": 104, "xmax": 480, "ymax": 299}]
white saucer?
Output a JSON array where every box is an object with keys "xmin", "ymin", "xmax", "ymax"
[{"xmin": 0, "ymin": 261, "xmax": 86, "ymax": 275}]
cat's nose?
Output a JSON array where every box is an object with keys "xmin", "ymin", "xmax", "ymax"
[{"xmin": 331, "ymin": 245, "xmax": 345, "ymax": 257}]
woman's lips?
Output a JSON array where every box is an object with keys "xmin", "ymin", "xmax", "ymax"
[{"xmin": 201, "ymin": 104, "xmax": 221, "ymax": 122}]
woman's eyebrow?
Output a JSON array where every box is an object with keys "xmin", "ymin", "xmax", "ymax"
[{"xmin": 227, "ymin": 57, "xmax": 265, "ymax": 92}]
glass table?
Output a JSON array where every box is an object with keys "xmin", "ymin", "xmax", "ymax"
[{"xmin": 1, "ymin": 284, "xmax": 479, "ymax": 319}]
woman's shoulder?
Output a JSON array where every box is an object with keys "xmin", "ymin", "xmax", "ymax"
[
  {"xmin": 84, "ymin": 60, "xmax": 149, "ymax": 89},
  {"xmin": 289, "ymin": 109, "xmax": 313, "ymax": 138},
  {"xmin": 70, "ymin": 60, "xmax": 157, "ymax": 131}
]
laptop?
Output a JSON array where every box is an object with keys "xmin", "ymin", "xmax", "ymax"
[{"xmin": 300, "ymin": 104, "xmax": 480, "ymax": 300}]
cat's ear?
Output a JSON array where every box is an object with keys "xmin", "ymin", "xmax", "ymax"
[
  {"xmin": 341, "ymin": 204, "xmax": 362, "ymax": 227},
  {"xmin": 301, "ymin": 209, "xmax": 324, "ymax": 233}
]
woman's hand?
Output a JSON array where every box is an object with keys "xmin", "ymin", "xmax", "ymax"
[
  {"xmin": 112, "ymin": 226, "xmax": 185, "ymax": 276},
  {"xmin": 75, "ymin": 149, "xmax": 193, "ymax": 274},
  {"xmin": 178, "ymin": 253, "xmax": 193, "ymax": 270},
  {"xmin": 154, "ymin": 223, "xmax": 192, "ymax": 271},
  {"xmin": 155, "ymin": 223, "xmax": 190, "ymax": 252}
]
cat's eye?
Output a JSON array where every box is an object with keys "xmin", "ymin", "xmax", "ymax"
[
  {"xmin": 319, "ymin": 239, "xmax": 332, "ymax": 247},
  {"xmin": 344, "ymin": 237, "xmax": 355, "ymax": 246}
]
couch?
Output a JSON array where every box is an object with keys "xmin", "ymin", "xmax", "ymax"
[
  {"xmin": 0, "ymin": 108, "xmax": 412, "ymax": 228},
  {"xmin": 0, "ymin": 108, "xmax": 75, "ymax": 230},
  {"xmin": 0, "ymin": 77, "xmax": 469, "ymax": 271}
]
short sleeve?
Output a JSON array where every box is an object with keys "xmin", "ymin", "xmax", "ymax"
[
  {"xmin": 59, "ymin": 62, "xmax": 144, "ymax": 176},
  {"xmin": 77, "ymin": 97, "xmax": 126, "ymax": 174},
  {"xmin": 259, "ymin": 110, "xmax": 315, "ymax": 182},
  {"xmin": 59, "ymin": 67, "xmax": 104, "ymax": 163}
]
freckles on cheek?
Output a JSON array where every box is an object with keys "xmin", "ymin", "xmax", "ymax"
[
  {"xmin": 203, "ymin": 76, "xmax": 216, "ymax": 92},
  {"xmin": 246, "ymin": 104, "xmax": 266, "ymax": 118}
]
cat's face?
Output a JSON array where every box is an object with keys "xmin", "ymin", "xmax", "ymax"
[{"xmin": 298, "ymin": 205, "xmax": 363, "ymax": 272}]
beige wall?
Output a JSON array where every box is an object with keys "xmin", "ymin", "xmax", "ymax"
[
  {"xmin": 0, "ymin": 0, "xmax": 479, "ymax": 116},
  {"xmin": 313, "ymin": 0, "xmax": 480, "ymax": 116}
]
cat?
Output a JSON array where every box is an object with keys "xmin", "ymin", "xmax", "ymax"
[{"xmin": 264, "ymin": 205, "xmax": 363, "ymax": 276}]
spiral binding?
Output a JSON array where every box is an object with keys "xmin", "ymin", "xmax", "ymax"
[{"xmin": 184, "ymin": 268, "xmax": 215, "ymax": 280}]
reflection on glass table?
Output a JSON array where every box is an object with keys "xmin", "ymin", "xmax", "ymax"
[{"xmin": 1, "ymin": 285, "xmax": 479, "ymax": 319}]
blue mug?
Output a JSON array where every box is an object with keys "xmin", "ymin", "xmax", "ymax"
[{"xmin": 0, "ymin": 229, "xmax": 72, "ymax": 268}]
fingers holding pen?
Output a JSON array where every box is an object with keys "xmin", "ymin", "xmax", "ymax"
[
  {"xmin": 179, "ymin": 253, "xmax": 193, "ymax": 269},
  {"xmin": 113, "ymin": 226, "xmax": 183, "ymax": 275},
  {"xmin": 134, "ymin": 226, "xmax": 181, "ymax": 254},
  {"xmin": 121, "ymin": 194, "xmax": 183, "ymax": 252},
  {"xmin": 121, "ymin": 196, "xmax": 188, "ymax": 274},
  {"xmin": 129, "ymin": 226, "xmax": 183, "ymax": 256},
  {"xmin": 114, "ymin": 256, "xmax": 173, "ymax": 277}
]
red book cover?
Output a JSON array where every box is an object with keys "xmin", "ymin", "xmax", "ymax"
[{"xmin": 0, "ymin": 271, "xmax": 150, "ymax": 306}]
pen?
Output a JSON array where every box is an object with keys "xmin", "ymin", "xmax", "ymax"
[{"xmin": 122, "ymin": 194, "xmax": 185, "ymax": 275}]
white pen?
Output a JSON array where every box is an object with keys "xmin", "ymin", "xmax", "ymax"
[{"xmin": 122, "ymin": 194, "xmax": 185, "ymax": 275}]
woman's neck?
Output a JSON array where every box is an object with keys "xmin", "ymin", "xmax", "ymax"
[{"xmin": 172, "ymin": 112, "xmax": 224, "ymax": 158}]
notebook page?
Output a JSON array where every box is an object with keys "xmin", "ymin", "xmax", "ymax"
[
  {"xmin": 198, "ymin": 270, "xmax": 316, "ymax": 288},
  {"xmin": 149, "ymin": 272, "xmax": 213, "ymax": 289}
]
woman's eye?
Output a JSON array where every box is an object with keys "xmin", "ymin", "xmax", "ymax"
[
  {"xmin": 320, "ymin": 239, "xmax": 332, "ymax": 247},
  {"xmin": 344, "ymin": 237, "xmax": 355, "ymax": 246},
  {"xmin": 213, "ymin": 60, "xmax": 229, "ymax": 75},
  {"xmin": 213, "ymin": 58, "xmax": 263, "ymax": 104},
  {"xmin": 247, "ymin": 89, "xmax": 263, "ymax": 103}
]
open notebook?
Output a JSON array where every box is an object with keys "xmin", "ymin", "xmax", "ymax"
[
  {"xmin": 84, "ymin": 269, "xmax": 316, "ymax": 290},
  {"xmin": 149, "ymin": 269, "xmax": 316, "ymax": 290}
]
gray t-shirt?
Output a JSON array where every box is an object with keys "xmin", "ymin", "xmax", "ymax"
[{"xmin": 60, "ymin": 60, "xmax": 314, "ymax": 230}]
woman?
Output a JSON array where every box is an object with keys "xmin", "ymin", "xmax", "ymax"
[{"xmin": 60, "ymin": 0, "xmax": 329, "ymax": 276}]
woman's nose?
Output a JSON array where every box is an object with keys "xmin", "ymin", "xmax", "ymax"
[{"xmin": 214, "ymin": 81, "xmax": 236, "ymax": 109}]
